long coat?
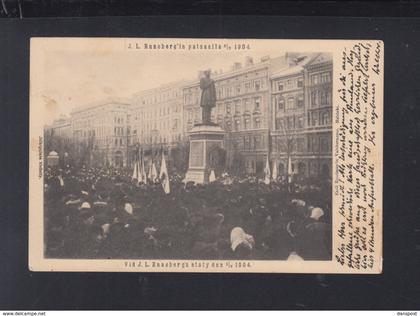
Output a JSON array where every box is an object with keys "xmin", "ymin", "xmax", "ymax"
[{"xmin": 200, "ymin": 77, "xmax": 216, "ymax": 108}]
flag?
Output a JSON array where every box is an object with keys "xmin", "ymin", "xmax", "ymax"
[
  {"xmin": 131, "ymin": 159, "xmax": 138, "ymax": 180},
  {"xmin": 264, "ymin": 156, "xmax": 271, "ymax": 185},
  {"xmin": 136, "ymin": 160, "xmax": 141, "ymax": 182},
  {"xmin": 159, "ymin": 153, "xmax": 170, "ymax": 194},
  {"xmin": 147, "ymin": 160, "xmax": 152, "ymax": 182},
  {"xmin": 140, "ymin": 151, "xmax": 146, "ymax": 183},
  {"xmin": 272, "ymin": 160, "xmax": 278, "ymax": 182},
  {"xmin": 287, "ymin": 155, "xmax": 293, "ymax": 183},
  {"xmin": 209, "ymin": 169, "xmax": 216, "ymax": 183},
  {"xmin": 151, "ymin": 162, "xmax": 158, "ymax": 183}
]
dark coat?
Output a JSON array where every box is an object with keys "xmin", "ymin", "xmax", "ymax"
[{"xmin": 200, "ymin": 77, "xmax": 216, "ymax": 108}]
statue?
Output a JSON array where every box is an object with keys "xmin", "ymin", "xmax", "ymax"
[{"xmin": 199, "ymin": 70, "xmax": 216, "ymax": 125}]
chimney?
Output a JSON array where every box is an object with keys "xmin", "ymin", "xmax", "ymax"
[
  {"xmin": 233, "ymin": 62, "xmax": 242, "ymax": 71},
  {"xmin": 260, "ymin": 55, "xmax": 270, "ymax": 62},
  {"xmin": 245, "ymin": 56, "xmax": 253, "ymax": 66}
]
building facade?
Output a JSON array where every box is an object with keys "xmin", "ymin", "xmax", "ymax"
[
  {"xmin": 70, "ymin": 99, "xmax": 130, "ymax": 167},
  {"xmin": 270, "ymin": 53, "xmax": 333, "ymax": 179},
  {"xmin": 183, "ymin": 54, "xmax": 298, "ymax": 174},
  {"xmin": 130, "ymin": 81, "xmax": 186, "ymax": 166}
]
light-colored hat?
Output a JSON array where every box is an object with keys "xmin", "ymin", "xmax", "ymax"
[
  {"xmin": 310, "ymin": 207, "xmax": 324, "ymax": 220},
  {"xmin": 80, "ymin": 202, "xmax": 91, "ymax": 209},
  {"xmin": 287, "ymin": 251, "xmax": 304, "ymax": 261},
  {"xmin": 124, "ymin": 203, "xmax": 133, "ymax": 215},
  {"xmin": 230, "ymin": 227, "xmax": 255, "ymax": 252}
]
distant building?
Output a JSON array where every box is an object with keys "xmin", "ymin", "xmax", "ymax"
[
  {"xmin": 130, "ymin": 81, "xmax": 186, "ymax": 163},
  {"xmin": 44, "ymin": 115, "xmax": 72, "ymax": 164},
  {"xmin": 270, "ymin": 53, "xmax": 332, "ymax": 179},
  {"xmin": 70, "ymin": 99, "xmax": 130, "ymax": 167},
  {"xmin": 48, "ymin": 115, "xmax": 72, "ymax": 143}
]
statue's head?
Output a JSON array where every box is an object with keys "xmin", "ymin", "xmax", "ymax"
[{"xmin": 204, "ymin": 69, "xmax": 211, "ymax": 78}]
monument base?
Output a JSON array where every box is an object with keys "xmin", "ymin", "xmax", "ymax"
[{"xmin": 184, "ymin": 124, "xmax": 225, "ymax": 185}]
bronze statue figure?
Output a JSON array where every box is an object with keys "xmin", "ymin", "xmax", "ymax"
[{"xmin": 199, "ymin": 70, "xmax": 216, "ymax": 125}]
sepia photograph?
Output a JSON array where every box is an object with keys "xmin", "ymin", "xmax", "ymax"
[{"xmin": 29, "ymin": 38, "xmax": 382, "ymax": 272}]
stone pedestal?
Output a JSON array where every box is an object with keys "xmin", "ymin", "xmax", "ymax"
[{"xmin": 185, "ymin": 124, "xmax": 225, "ymax": 184}]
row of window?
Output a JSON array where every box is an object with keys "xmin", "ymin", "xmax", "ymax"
[
  {"xmin": 230, "ymin": 134, "xmax": 266, "ymax": 151},
  {"xmin": 132, "ymin": 133, "xmax": 182, "ymax": 145},
  {"xmin": 272, "ymin": 135, "xmax": 332, "ymax": 153},
  {"xmin": 184, "ymin": 78, "xmax": 267, "ymax": 105},
  {"xmin": 311, "ymin": 72, "xmax": 331, "ymax": 85},
  {"xmin": 310, "ymin": 88, "xmax": 332, "ymax": 107},
  {"xmin": 186, "ymin": 97, "xmax": 263, "ymax": 121},
  {"xmin": 275, "ymin": 115, "xmax": 305, "ymax": 131},
  {"xmin": 138, "ymin": 89, "xmax": 182, "ymax": 106},
  {"xmin": 133, "ymin": 104, "xmax": 182, "ymax": 121},
  {"xmin": 275, "ymin": 94, "xmax": 304, "ymax": 111},
  {"xmin": 273, "ymin": 77, "xmax": 303, "ymax": 92},
  {"xmin": 308, "ymin": 109, "xmax": 332, "ymax": 127}
]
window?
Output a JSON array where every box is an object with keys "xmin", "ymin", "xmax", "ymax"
[
  {"xmin": 235, "ymin": 101, "xmax": 241, "ymax": 113},
  {"xmin": 277, "ymin": 82, "xmax": 284, "ymax": 91},
  {"xmin": 255, "ymin": 80, "xmax": 261, "ymax": 91},
  {"xmin": 311, "ymin": 137, "xmax": 319, "ymax": 152},
  {"xmin": 321, "ymin": 111, "xmax": 330, "ymax": 125},
  {"xmin": 254, "ymin": 136, "xmax": 261, "ymax": 149},
  {"xmin": 286, "ymin": 97, "xmax": 295, "ymax": 110},
  {"xmin": 225, "ymin": 120, "xmax": 232, "ymax": 131},
  {"xmin": 254, "ymin": 97, "xmax": 261, "ymax": 110},
  {"xmin": 297, "ymin": 78, "xmax": 303, "ymax": 88},
  {"xmin": 244, "ymin": 117, "xmax": 250, "ymax": 130},
  {"xmin": 311, "ymin": 74, "xmax": 319, "ymax": 84},
  {"xmin": 244, "ymin": 136, "xmax": 250, "ymax": 150},
  {"xmin": 226, "ymin": 103, "xmax": 231, "ymax": 115},
  {"xmin": 288, "ymin": 116, "xmax": 295, "ymax": 129},
  {"xmin": 311, "ymin": 91, "xmax": 318, "ymax": 107},
  {"xmin": 311, "ymin": 112, "xmax": 319, "ymax": 126},
  {"xmin": 235, "ymin": 85, "xmax": 241, "ymax": 95},
  {"xmin": 254, "ymin": 117, "xmax": 261, "ymax": 129},
  {"xmin": 245, "ymin": 82, "xmax": 251, "ymax": 92},
  {"xmin": 297, "ymin": 116, "xmax": 304, "ymax": 128},
  {"xmin": 234, "ymin": 119, "xmax": 240, "ymax": 131},
  {"xmin": 297, "ymin": 138, "xmax": 305, "ymax": 152},
  {"xmin": 321, "ymin": 90, "xmax": 327, "ymax": 105},
  {"xmin": 244, "ymin": 99, "xmax": 251, "ymax": 112},
  {"xmin": 276, "ymin": 118, "xmax": 284, "ymax": 130},
  {"xmin": 278, "ymin": 98, "xmax": 285, "ymax": 111},
  {"xmin": 321, "ymin": 72, "xmax": 331, "ymax": 83},
  {"xmin": 297, "ymin": 95, "xmax": 304, "ymax": 107},
  {"xmin": 320, "ymin": 137, "xmax": 330, "ymax": 152}
]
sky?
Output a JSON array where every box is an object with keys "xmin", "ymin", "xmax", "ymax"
[{"xmin": 36, "ymin": 39, "xmax": 290, "ymax": 123}]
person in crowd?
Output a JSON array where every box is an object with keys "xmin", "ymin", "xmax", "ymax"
[{"xmin": 44, "ymin": 164, "xmax": 332, "ymax": 261}]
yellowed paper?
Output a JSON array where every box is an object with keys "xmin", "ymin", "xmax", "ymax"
[{"xmin": 29, "ymin": 38, "xmax": 383, "ymax": 273}]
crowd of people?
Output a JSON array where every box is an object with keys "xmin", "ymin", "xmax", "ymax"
[{"xmin": 44, "ymin": 164, "xmax": 332, "ymax": 261}]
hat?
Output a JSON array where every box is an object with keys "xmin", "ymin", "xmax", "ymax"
[
  {"xmin": 310, "ymin": 207, "xmax": 324, "ymax": 220},
  {"xmin": 287, "ymin": 251, "xmax": 304, "ymax": 261},
  {"xmin": 230, "ymin": 227, "xmax": 255, "ymax": 252},
  {"xmin": 124, "ymin": 203, "xmax": 133, "ymax": 215},
  {"xmin": 80, "ymin": 202, "xmax": 91, "ymax": 209}
]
